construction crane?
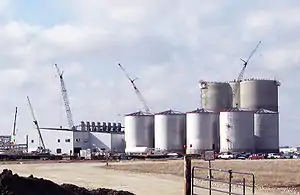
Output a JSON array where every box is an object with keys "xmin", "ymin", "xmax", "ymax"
[
  {"xmin": 232, "ymin": 41, "xmax": 262, "ymax": 107},
  {"xmin": 118, "ymin": 63, "xmax": 151, "ymax": 114},
  {"xmin": 55, "ymin": 64, "xmax": 75, "ymax": 130},
  {"xmin": 11, "ymin": 107, "xmax": 18, "ymax": 144},
  {"xmin": 27, "ymin": 96, "xmax": 46, "ymax": 150}
]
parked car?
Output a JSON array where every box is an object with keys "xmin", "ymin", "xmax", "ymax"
[
  {"xmin": 249, "ymin": 153, "xmax": 265, "ymax": 160},
  {"xmin": 283, "ymin": 154, "xmax": 294, "ymax": 159},
  {"xmin": 235, "ymin": 153, "xmax": 251, "ymax": 160},
  {"xmin": 218, "ymin": 153, "xmax": 234, "ymax": 159},
  {"xmin": 267, "ymin": 153, "xmax": 283, "ymax": 159}
]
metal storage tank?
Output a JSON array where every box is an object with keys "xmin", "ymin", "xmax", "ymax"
[
  {"xmin": 80, "ymin": 121, "xmax": 86, "ymax": 131},
  {"xmin": 96, "ymin": 122, "xmax": 101, "ymax": 131},
  {"xmin": 124, "ymin": 111, "xmax": 154, "ymax": 149},
  {"xmin": 254, "ymin": 109, "xmax": 279, "ymax": 153},
  {"xmin": 186, "ymin": 108, "xmax": 219, "ymax": 154},
  {"xmin": 199, "ymin": 81, "xmax": 232, "ymax": 111},
  {"xmin": 154, "ymin": 109, "xmax": 186, "ymax": 152},
  {"xmin": 86, "ymin": 121, "xmax": 91, "ymax": 131},
  {"xmin": 219, "ymin": 108, "xmax": 254, "ymax": 153},
  {"xmin": 240, "ymin": 79, "xmax": 280, "ymax": 112},
  {"xmin": 91, "ymin": 122, "xmax": 96, "ymax": 131}
]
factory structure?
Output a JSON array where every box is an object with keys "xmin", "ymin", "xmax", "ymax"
[
  {"xmin": 123, "ymin": 41, "xmax": 281, "ymax": 155},
  {"xmin": 124, "ymin": 79, "xmax": 281, "ymax": 154},
  {"xmin": 26, "ymin": 64, "xmax": 126, "ymax": 156},
  {"xmin": 27, "ymin": 123, "xmax": 125, "ymax": 155},
  {"xmin": 24, "ymin": 41, "xmax": 281, "ymax": 156}
]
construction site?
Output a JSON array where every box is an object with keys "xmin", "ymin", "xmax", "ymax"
[{"xmin": 0, "ymin": 41, "xmax": 298, "ymax": 195}]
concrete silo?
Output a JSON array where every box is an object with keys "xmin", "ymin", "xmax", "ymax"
[
  {"xmin": 186, "ymin": 108, "xmax": 219, "ymax": 154},
  {"xmin": 154, "ymin": 110, "xmax": 186, "ymax": 152},
  {"xmin": 199, "ymin": 81, "xmax": 232, "ymax": 111},
  {"xmin": 240, "ymin": 79, "xmax": 280, "ymax": 112},
  {"xmin": 124, "ymin": 111, "xmax": 154, "ymax": 150},
  {"xmin": 254, "ymin": 109, "xmax": 279, "ymax": 153},
  {"xmin": 220, "ymin": 108, "xmax": 254, "ymax": 153}
]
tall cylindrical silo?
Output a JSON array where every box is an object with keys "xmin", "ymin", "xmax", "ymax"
[
  {"xmin": 199, "ymin": 81, "xmax": 232, "ymax": 111},
  {"xmin": 124, "ymin": 111, "xmax": 154, "ymax": 149},
  {"xmin": 240, "ymin": 79, "xmax": 280, "ymax": 112},
  {"xmin": 254, "ymin": 109, "xmax": 279, "ymax": 153},
  {"xmin": 186, "ymin": 108, "xmax": 219, "ymax": 154},
  {"xmin": 219, "ymin": 108, "xmax": 254, "ymax": 153},
  {"xmin": 154, "ymin": 110, "xmax": 186, "ymax": 152}
]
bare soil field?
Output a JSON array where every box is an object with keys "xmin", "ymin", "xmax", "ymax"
[
  {"xmin": 0, "ymin": 159, "xmax": 297, "ymax": 195},
  {"xmin": 104, "ymin": 159, "xmax": 300, "ymax": 194}
]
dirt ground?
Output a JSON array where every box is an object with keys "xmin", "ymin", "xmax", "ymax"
[{"xmin": 0, "ymin": 160, "xmax": 296, "ymax": 195}]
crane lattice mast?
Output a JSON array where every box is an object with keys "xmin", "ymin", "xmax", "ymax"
[
  {"xmin": 11, "ymin": 107, "xmax": 18, "ymax": 144},
  {"xmin": 27, "ymin": 96, "xmax": 46, "ymax": 149},
  {"xmin": 55, "ymin": 64, "xmax": 75, "ymax": 130},
  {"xmin": 118, "ymin": 63, "xmax": 151, "ymax": 114},
  {"xmin": 232, "ymin": 41, "xmax": 261, "ymax": 107}
]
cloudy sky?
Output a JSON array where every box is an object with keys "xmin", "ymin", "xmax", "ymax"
[{"xmin": 1, "ymin": 0, "xmax": 299, "ymax": 146}]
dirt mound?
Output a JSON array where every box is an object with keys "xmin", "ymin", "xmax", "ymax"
[
  {"xmin": 0, "ymin": 169, "xmax": 135, "ymax": 195},
  {"xmin": 62, "ymin": 184, "xmax": 134, "ymax": 195}
]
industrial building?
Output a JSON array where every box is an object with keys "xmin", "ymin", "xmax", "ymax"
[{"xmin": 28, "ymin": 122, "xmax": 125, "ymax": 155}]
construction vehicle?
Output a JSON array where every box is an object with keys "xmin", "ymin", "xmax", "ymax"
[
  {"xmin": 55, "ymin": 64, "xmax": 76, "ymax": 130},
  {"xmin": 27, "ymin": 96, "xmax": 51, "ymax": 155},
  {"xmin": 118, "ymin": 63, "xmax": 152, "ymax": 114}
]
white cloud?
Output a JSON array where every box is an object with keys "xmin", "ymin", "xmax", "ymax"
[{"xmin": 0, "ymin": 1, "xmax": 298, "ymax": 146}]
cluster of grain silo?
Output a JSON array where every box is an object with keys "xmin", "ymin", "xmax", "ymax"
[
  {"xmin": 200, "ymin": 79, "xmax": 280, "ymax": 153},
  {"xmin": 124, "ymin": 109, "xmax": 186, "ymax": 153},
  {"xmin": 124, "ymin": 78, "xmax": 280, "ymax": 154}
]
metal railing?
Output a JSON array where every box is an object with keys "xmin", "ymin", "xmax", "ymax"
[{"xmin": 192, "ymin": 166, "xmax": 255, "ymax": 195}]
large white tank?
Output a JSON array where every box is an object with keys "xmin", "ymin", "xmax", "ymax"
[
  {"xmin": 240, "ymin": 79, "xmax": 280, "ymax": 112},
  {"xmin": 124, "ymin": 111, "xmax": 154, "ymax": 149},
  {"xmin": 220, "ymin": 108, "xmax": 254, "ymax": 153},
  {"xmin": 254, "ymin": 109, "xmax": 279, "ymax": 153},
  {"xmin": 154, "ymin": 110, "xmax": 186, "ymax": 152},
  {"xmin": 186, "ymin": 108, "xmax": 219, "ymax": 154}
]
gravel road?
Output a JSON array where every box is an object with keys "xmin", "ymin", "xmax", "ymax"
[{"xmin": 0, "ymin": 161, "xmax": 291, "ymax": 195}]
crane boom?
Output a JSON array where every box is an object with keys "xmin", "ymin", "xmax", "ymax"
[
  {"xmin": 232, "ymin": 41, "xmax": 261, "ymax": 107},
  {"xmin": 11, "ymin": 107, "xmax": 18, "ymax": 144},
  {"xmin": 27, "ymin": 96, "xmax": 46, "ymax": 149},
  {"xmin": 55, "ymin": 64, "xmax": 75, "ymax": 130},
  {"xmin": 118, "ymin": 63, "xmax": 151, "ymax": 113}
]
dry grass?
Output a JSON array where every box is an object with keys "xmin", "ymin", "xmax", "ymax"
[{"xmin": 104, "ymin": 159, "xmax": 300, "ymax": 190}]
